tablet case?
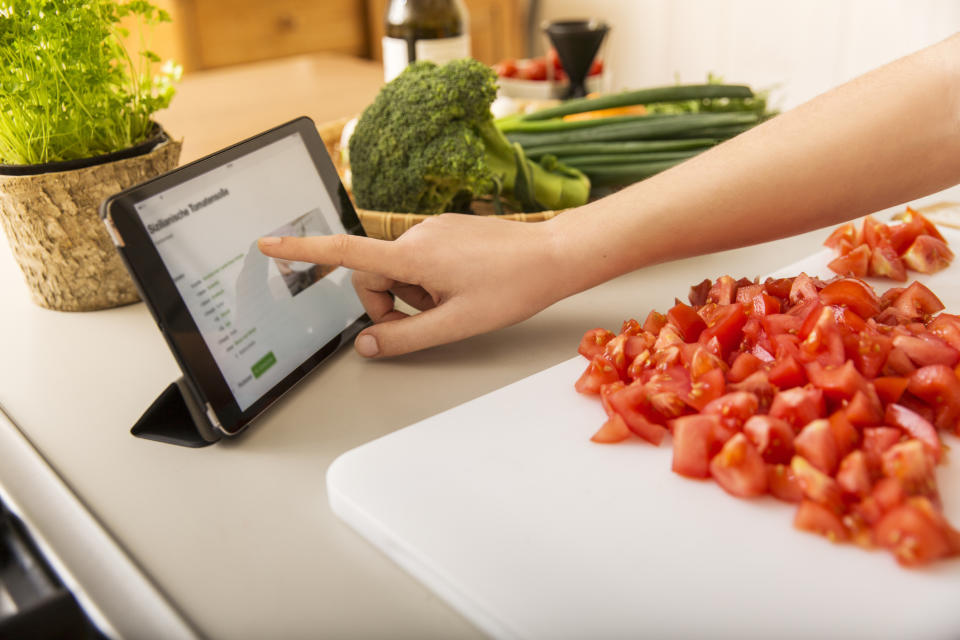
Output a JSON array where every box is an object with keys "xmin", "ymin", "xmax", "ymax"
[{"xmin": 132, "ymin": 377, "xmax": 220, "ymax": 447}]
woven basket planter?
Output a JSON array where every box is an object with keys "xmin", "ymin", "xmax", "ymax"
[
  {"xmin": 316, "ymin": 117, "xmax": 565, "ymax": 241},
  {"xmin": 0, "ymin": 132, "xmax": 182, "ymax": 311}
]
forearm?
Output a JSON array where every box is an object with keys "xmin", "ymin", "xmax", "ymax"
[{"xmin": 547, "ymin": 33, "xmax": 960, "ymax": 298}]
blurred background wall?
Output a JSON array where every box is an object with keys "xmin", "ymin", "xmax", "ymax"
[
  {"xmin": 536, "ymin": 0, "xmax": 960, "ymax": 109},
  {"xmin": 139, "ymin": 0, "xmax": 959, "ymax": 110}
]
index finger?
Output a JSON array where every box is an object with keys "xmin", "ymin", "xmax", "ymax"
[{"xmin": 257, "ymin": 234, "xmax": 411, "ymax": 281}]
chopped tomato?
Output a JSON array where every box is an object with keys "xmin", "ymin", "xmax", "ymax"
[
  {"xmin": 874, "ymin": 499, "xmax": 957, "ymax": 566},
  {"xmin": 728, "ymin": 352, "xmax": 763, "ymax": 382},
  {"xmin": 591, "ymin": 414, "xmax": 631, "ymax": 443},
  {"xmin": 642, "ymin": 310, "xmax": 667, "ymax": 334},
  {"xmin": 893, "ymin": 281, "xmax": 945, "ymax": 319},
  {"xmin": 823, "ymin": 222, "xmax": 859, "ymax": 250},
  {"xmin": 869, "ymin": 245, "xmax": 908, "ymax": 281},
  {"xmin": 769, "ymin": 386, "xmax": 825, "ymax": 431},
  {"xmin": 893, "ymin": 333, "xmax": 959, "ymax": 367},
  {"xmin": 702, "ymin": 391, "xmax": 759, "ymax": 431},
  {"xmin": 578, "ymin": 328, "xmax": 615, "ymax": 360},
  {"xmin": 862, "ymin": 427, "xmax": 903, "ymax": 472},
  {"xmin": 685, "ymin": 367, "xmax": 726, "ymax": 411},
  {"xmin": 902, "ymin": 235, "xmax": 954, "ymax": 274},
  {"xmin": 667, "ymin": 300, "xmax": 707, "ymax": 342},
  {"xmin": 710, "ymin": 433, "xmax": 768, "ymax": 498},
  {"xmin": 818, "ymin": 279, "xmax": 881, "ymax": 319},
  {"xmin": 828, "ymin": 410, "xmax": 859, "ymax": 457},
  {"xmin": 607, "ymin": 383, "xmax": 668, "ymax": 445},
  {"xmin": 699, "ymin": 303, "xmax": 748, "ymax": 358},
  {"xmin": 795, "ymin": 500, "xmax": 848, "ymax": 542},
  {"xmin": 794, "ymin": 419, "xmax": 839, "ymax": 475},
  {"xmin": 743, "ymin": 415, "xmax": 795, "ymax": 464},
  {"xmin": 804, "ymin": 360, "xmax": 864, "ymax": 402},
  {"xmin": 575, "ymin": 358, "xmax": 620, "ymax": 394},
  {"xmin": 874, "ymin": 376, "xmax": 909, "ymax": 404},
  {"xmin": 791, "ymin": 456, "xmax": 844, "ymax": 513},
  {"xmin": 881, "ymin": 439, "xmax": 936, "ymax": 495},
  {"xmin": 884, "ymin": 403, "xmax": 941, "ymax": 461},
  {"xmin": 827, "ymin": 244, "xmax": 870, "ymax": 278},
  {"xmin": 836, "ymin": 450, "xmax": 872, "ymax": 498},
  {"xmin": 845, "ymin": 387, "xmax": 884, "ymax": 427},
  {"xmin": 768, "ymin": 352, "xmax": 807, "ymax": 388},
  {"xmin": 767, "ymin": 463, "xmax": 803, "ymax": 503},
  {"xmin": 671, "ymin": 414, "xmax": 727, "ymax": 478}
]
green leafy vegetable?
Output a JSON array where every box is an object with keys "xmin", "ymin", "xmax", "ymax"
[
  {"xmin": 348, "ymin": 58, "xmax": 590, "ymax": 214},
  {"xmin": 0, "ymin": 0, "xmax": 180, "ymax": 165}
]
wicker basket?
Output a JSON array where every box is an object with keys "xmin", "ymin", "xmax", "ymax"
[
  {"xmin": 316, "ymin": 117, "xmax": 565, "ymax": 241},
  {"xmin": 0, "ymin": 135, "xmax": 182, "ymax": 311}
]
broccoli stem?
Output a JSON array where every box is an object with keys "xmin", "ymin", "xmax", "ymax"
[{"xmin": 477, "ymin": 120, "xmax": 590, "ymax": 212}]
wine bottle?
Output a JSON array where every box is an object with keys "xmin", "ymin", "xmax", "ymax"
[{"xmin": 383, "ymin": 0, "xmax": 471, "ymax": 82}]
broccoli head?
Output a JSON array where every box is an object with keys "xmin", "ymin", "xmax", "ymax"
[{"xmin": 348, "ymin": 58, "xmax": 590, "ymax": 214}]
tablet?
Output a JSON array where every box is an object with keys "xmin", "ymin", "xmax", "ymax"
[{"xmin": 101, "ymin": 117, "xmax": 369, "ymax": 440}]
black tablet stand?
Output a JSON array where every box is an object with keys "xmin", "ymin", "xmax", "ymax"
[{"xmin": 131, "ymin": 377, "xmax": 220, "ymax": 447}]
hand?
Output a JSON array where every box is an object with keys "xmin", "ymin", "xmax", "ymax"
[{"xmin": 258, "ymin": 214, "xmax": 568, "ymax": 357}]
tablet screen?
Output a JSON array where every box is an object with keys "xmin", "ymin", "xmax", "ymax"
[{"xmin": 132, "ymin": 131, "xmax": 364, "ymax": 411}]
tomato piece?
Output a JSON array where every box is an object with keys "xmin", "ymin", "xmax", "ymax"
[
  {"xmin": 828, "ymin": 410, "xmax": 859, "ymax": 457},
  {"xmin": 893, "ymin": 333, "xmax": 959, "ymax": 367},
  {"xmin": 591, "ymin": 413, "xmax": 631, "ymax": 443},
  {"xmin": 767, "ymin": 463, "xmax": 803, "ymax": 503},
  {"xmin": 884, "ymin": 403, "xmax": 942, "ymax": 461},
  {"xmin": 882, "ymin": 346, "xmax": 917, "ymax": 376},
  {"xmin": 791, "ymin": 456, "xmax": 843, "ymax": 513},
  {"xmin": 743, "ymin": 415, "xmax": 795, "ymax": 464},
  {"xmin": 818, "ymin": 278, "xmax": 881, "ymax": 319},
  {"xmin": 849, "ymin": 327, "xmax": 893, "ymax": 379},
  {"xmin": 928, "ymin": 313, "xmax": 960, "ymax": 351},
  {"xmin": 492, "ymin": 59, "xmax": 518, "ymax": 77},
  {"xmin": 823, "ymin": 222, "xmax": 860, "ymax": 250},
  {"xmin": 761, "ymin": 313, "xmax": 802, "ymax": 337},
  {"xmin": 709, "ymin": 433, "xmax": 768, "ymax": 498},
  {"xmin": 728, "ymin": 352, "xmax": 763, "ymax": 383},
  {"xmin": 685, "ymin": 367, "xmax": 725, "ymax": 411},
  {"xmin": 881, "ymin": 439, "xmax": 937, "ymax": 495},
  {"xmin": 667, "ymin": 300, "xmax": 707, "ymax": 342},
  {"xmin": 862, "ymin": 426, "xmax": 903, "ymax": 472},
  {"xmin": 624, "ymin": 333, "xmax": 655, "ymax": 364},
  {"xmin": 861, "ymin": 215, "xmax": 892, "ymax": 250},
  {"xmin": 769, "ymin": 386, "xmax": 826, "ymax": 431},
  {"xmin": 795, "ymin": 500, "xmax": 848, "ymax": 542},
  {"xmin": 575, "ymin": 357, "xmax": 620, "ymax": 394},
  {"xmin": 845, "ymin": 388, "xmax": 884, "ymax": 427},
  {"xmin": 789, "ymin": 273, "xmax": 823, "ymax": 304},
  {"xmin": 901, "ymin": 235, "xmax": 953, "ymax": 274},
  {"xmin": 728, "ymin": 370, "xmax": 776, "ymax": 410},
  {"xmin": 763, "ymin": 277, "xmax": 794, "ymax": 299},
  {"xmin": 794, "ymin": 419, "xmax": 839, "ymax": 475},
  {"xmin": 887, "ymin": 214, "xmax": 926, "ymax": 255},
  {"xmin": 688, "ymin": 278, "xmax": 712, "ymax": 306},
  {"xmin": 827, "ymin": 243, "xmax": 870, "ymax": 278},
  {"xmin": 798, "ymin": 307, "xmax": 846, "ymax": 367},
  {"xmin": 874, "ymin": 500, "xmax": 955, "ymax": 566},
  {"xmin": 836, "ymin": 450, "xmax": 872, "ymax": 498},
  {"xmin": 578, "ymin": 328, "xmax": 615, "ymax": 360},
  {"xmin": 804, "ymin": 360, "xmax": 865, "ymax": 402},
  {"xmin": 699, "ymin": 303, "xmax": 748, "ymax": 358},
  {"xmin": 874, "ymin": 376, "xmax": 909, "ymax": 404},
  {"xmin": 905, "ymin": 207, "xmax": 946, "ymax": 241},
  {"xmin": 893, "ymin": 281, "xmax": 945, "ymax": 319},
  {"xmin": 642, "ymin": 310, "xmax": 667, "ymax": 334},
  {"xmin": 702, "ymin": 391, "xmax": 759, "ymax": 431},
  {"xmin": 671, "ymin": 414, "xmax": 727, "ymax": 478},
  {"xmin": 607, "ymin": 383, "xmax": 669, "ymax": 445},
  {"xmin": 768, "ymin": 352, "xmax": 807, "ymax": 389},
  {"xmin": 707, "ymin": 275, "xmax": 738, "ymax": 305},
  {"xmin": 869, "ymin": 245, "xmax": 908, "ymax": 281},
  {"xmin": 516, "ymin": 57, "xmax": 548, "ymax": 80},
  {"xmin": 599, "ymin": 380, "xmax": 625, "ymax": 418},
  {"xmin": 907, "ymin": 363, "xmax": 960, "ymax": 432}
]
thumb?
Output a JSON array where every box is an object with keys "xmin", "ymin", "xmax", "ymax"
[{"xmin": 354, "ymin": 300, "xmax": 477, "ymax": 358}]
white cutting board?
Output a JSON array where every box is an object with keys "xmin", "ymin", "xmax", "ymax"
[{"xmin": 328, "ymin": 225, "xmax": 960, "ymax": 640}]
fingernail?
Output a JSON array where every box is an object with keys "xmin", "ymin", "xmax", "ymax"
[
  {"xmin": 356, "ymin": 333, "xmax": 380, "ymax": 357},
  {"xmin": 259, "ymin": 236, "xmax": 281, "ymax": 246}
]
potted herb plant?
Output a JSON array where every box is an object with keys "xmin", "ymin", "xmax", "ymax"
[{"xmin": 0, "ymin": 0, "xmax": 182, "ymax": 311}]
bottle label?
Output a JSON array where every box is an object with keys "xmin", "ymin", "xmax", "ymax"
[{"xmin": 382, "ymin": 34, "xmax": 471, "ymax": 82}]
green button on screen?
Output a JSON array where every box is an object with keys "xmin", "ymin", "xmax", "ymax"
[{"xmin": 251, "ymin": 351, "xmax": 277, "ymax": 378}]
